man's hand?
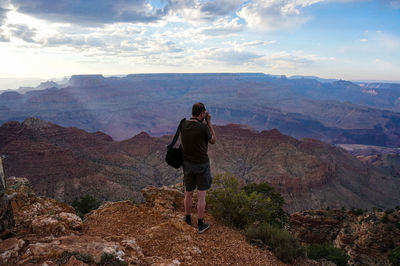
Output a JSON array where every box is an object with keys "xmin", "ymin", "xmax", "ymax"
[{"xmin": 205, "ymin": 112, "xmax": 211, "ymax": 124}]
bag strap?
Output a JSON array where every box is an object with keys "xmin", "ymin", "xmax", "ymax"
[{"xmin": 167, "ymin": 118, "xmax": 186, "ymax": 150}]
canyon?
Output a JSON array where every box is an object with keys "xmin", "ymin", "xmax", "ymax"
[
  {"xmin": 1, "ymin": 118, "xmax": 399, "ymax": 213},
  {"xmin": 1, "ymin": 74, "xmax": 400, "ymax": 146}
]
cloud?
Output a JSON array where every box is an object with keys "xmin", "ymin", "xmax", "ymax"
[
  {"xmin": 154, "ymin": 18, "xmax": 244, "ymax": 44},
  {"xmin": 226, "ymin": 40, "xmax": 276, "ymax": 49},
  {"xmin": 9, "ymin": 0, "xmax": 167, "ymax": 25},
  {"xmin": 37, "ymin": 27, "xmax": 184, "ymax": 58},
  {"xmin": 237, "ymin": 0, "xmax": 323, "ymax": 31},
  {"xmin": 0, "ymin": 7, "xmax": 10, "ymax": 41},
  {"xmin": 200, "ymin": 0, "xmax": 243, "ymax": 17},
  {"xmin": 256, "ymin": 51, "xmax": 332, "ymax": 69},
  {"xmin": 164, "ymin": 0, "xmax": 245, "ymax": 25},
  {"xmin": 194, "ymin": 47, "xmax": 262, "ymax": 64},
  {"xmin": 43, "ymin": 35, "xmax": 106, "ymax": 49},
  {"xmin": 9, "ymin": 23, "xmax": 38, "ymax": 42},
  {"xmin": 0, "ymin": 33, "xmax": 9, "ymax": 42},
  {"xmin": 8, "ymin": 0, "xmax": 246, "ymax": 27},
  {"xmin": 199, "ymin": 17, "xmax": 244, "ymax": 36},
  {"xmin": 0, "ymin": 7, "xmax": 10, "ymax": 26},
  {"xmin": 119, "ymin": 37, "xmax": 184, "ymax": 54}
]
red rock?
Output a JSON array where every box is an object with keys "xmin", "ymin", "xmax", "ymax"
[
  {"xmin": 0, "ymin": 238, "xmax": 25, "ymax": 264},
  {"xmin": 64, "ymin": 256, "xmax": 88, "ymax": 266},
  {"xmin": 1, "ymin": 119, "xmax": 399, "ymax": 213}
]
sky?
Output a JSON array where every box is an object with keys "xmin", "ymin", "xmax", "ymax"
[{"xmin": 0, "ymin": 0, "xmax": 399, "ymax": 84}]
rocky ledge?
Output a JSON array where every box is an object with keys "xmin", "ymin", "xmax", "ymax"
[{"xmin": 1, "ymin": 177, "xmax": 294, "ymax": 265}]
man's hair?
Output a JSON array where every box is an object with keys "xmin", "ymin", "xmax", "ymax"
[{"xmin": 192, "ymin": 102, "xmax": 206, "ymax": 116}]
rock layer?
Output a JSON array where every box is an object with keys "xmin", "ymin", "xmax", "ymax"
[{"xmin": 289, "ymin": 209, "xmax": 400, "ymax": 265}]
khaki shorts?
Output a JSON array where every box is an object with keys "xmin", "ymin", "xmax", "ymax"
[{"xmin": 183, "ymin": 160, "xmax": 212, "ymax": 191}]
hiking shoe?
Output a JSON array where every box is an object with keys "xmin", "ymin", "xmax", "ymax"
[
  {"xmin": 198, "ymin": 222, "xmax": 210, "ymax": 233},
  {"xmin": 184, "ymin": 216, "xmax": 191, "ymax": 226}
]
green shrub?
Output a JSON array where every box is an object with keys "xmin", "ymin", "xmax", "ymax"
[
  {"xmin": 242, "ymin": 182, "xmax": 288, "ymax": 226},
  {"xmin": 307, "ymin": 243, "xmax": 350, "ymax": 266},
  {"xmin": 242, "ymin": 182, "xmax": 285, "ymax": 206},
  {"xmin": 389, "ymin": 246, "xmax": 400, "ymax": 266},
  {"xmin": 207, "ymin": 174, "xmax": 303, "ymax": 263},
  {"xmin": 350, "ymin": 208, "xmax": 363, "ymax": 216},
  {"xmin": 245, "ymin": 222, "xmax": 305, "ymax": 263},
  {"xmin": 207, "ymin": 173, "xmax": 287, "ymax": 228},
  {"xmin": 72, "ymin": 194, "xmax": 101, "ymax": 219},
  {"xmin": 385, "ymin": 209, "xmax": 394, "ymax": 215},
  {"xmin": 344, "ymin": 226, "xmax": 351, "ymax": 234},
  {"xmin": 382, "ymin": 214, "xmax": 389, "ymax": 224}
]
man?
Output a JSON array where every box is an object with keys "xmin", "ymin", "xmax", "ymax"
[{"xmin": 180, "ymin": 102, "xmax": 216, "ymax": 233}]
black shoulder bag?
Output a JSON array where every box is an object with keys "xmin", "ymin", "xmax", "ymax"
[{"xmin": 165, "ymin": 118, "xmax": 186, "ymax": 168}]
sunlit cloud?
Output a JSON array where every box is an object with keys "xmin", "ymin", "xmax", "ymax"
[
  {"xmin": 194, "ymin": 47, "xmax": 262, "ymax": 64},
  {"xmin": 224, "ymin": 40, "xmax": 276, "ymax": 50},
  {"xmin": 237, "ymin": 0, "xmax": 323, "ymax": 31}
]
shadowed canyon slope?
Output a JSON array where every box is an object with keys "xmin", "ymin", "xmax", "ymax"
[
  {"xmin": 1, "ymin": 118, "xmax": 399, "ymax": 212},
  {"xmin": 1, "ymin": 74, "xmax": 400, "ymax": 146}
]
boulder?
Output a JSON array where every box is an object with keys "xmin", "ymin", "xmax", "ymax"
[
  {"xmin": 30, "ymin": 212, "xmax": 83, "ymax": 237},
  {"xmin": 142, "ymin": 184, "xmax": 185, "ymax": 210},
  {"xmin": 19, "ymin": 235, "xmax": 143, "ymax": 265},
  {"xmin": 0, "ymin": 237, "xmax": 25, "ymax": 264},
  {"xmin": 7, "ymin": 176, "xmax": 82, "ymax": 237}
]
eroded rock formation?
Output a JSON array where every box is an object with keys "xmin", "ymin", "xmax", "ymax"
[
  {"xmin": 289, "ymin": 209, "xmax": 400, "ymax": 265},
  {"xmin": 0, "ymin": 157, "xmax": 14, "ymax": 239}
]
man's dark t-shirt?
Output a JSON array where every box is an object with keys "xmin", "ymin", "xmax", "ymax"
[{"xmin": 181, "ymin": 120, "xmax": 212, "ymax": 164}]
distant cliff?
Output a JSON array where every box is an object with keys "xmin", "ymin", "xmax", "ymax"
[{"xmin": 1, "ymin": 73, "xmax": 400, "ymax": 146}]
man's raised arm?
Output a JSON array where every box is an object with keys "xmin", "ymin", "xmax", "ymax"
[{"xmin": 205, "ymin": 112, "xmax": 216, "ymax": 144}]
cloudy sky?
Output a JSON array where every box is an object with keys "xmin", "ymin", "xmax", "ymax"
[{"xmin": 0, "ymin": 0, "xmax": 399, "ymax": 82}]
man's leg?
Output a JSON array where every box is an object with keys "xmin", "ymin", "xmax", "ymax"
[
  {"xmin": 197, "ymin": 190, "xmax": 206, "ymax": 219},
  {"xmin": 197, "ymin": 190, "xmax": 209, "ymax": 233},
  {"xmin": 184, "ymin": 190, "xmax": 194, "ymax": 216}
]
